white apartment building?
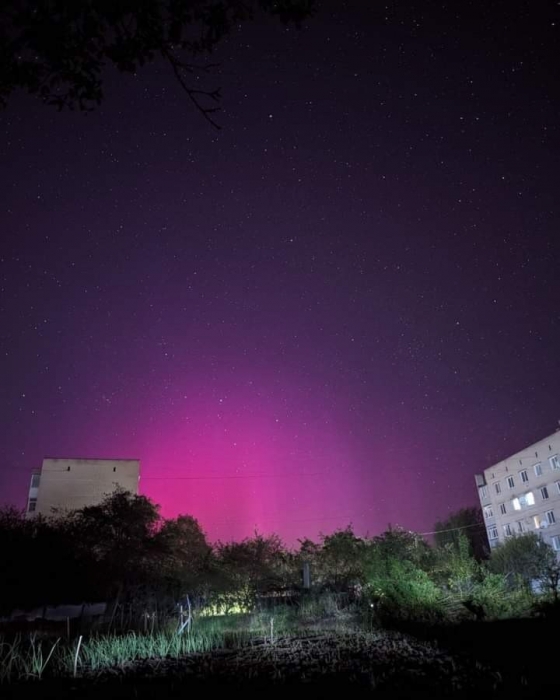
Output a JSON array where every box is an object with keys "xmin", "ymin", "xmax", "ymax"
[
  {"xmin": 475, "ymin": 429, "xmax": 560, "ymax": 555},
  {"xmin": 27, "ymin": 457, "xmax": 140, "ymax": 517}
]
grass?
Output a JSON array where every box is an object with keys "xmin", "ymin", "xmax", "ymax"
[{"xmin": 0, "ymin": 597, "xmax": 360, "ymax": 682}]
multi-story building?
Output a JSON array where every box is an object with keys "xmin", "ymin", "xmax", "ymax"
[
  {"xmin": 26, "ymin": 457, "xmax": 140, "ymax": 517},
  {"xmin": 475, "ymin": 429, "xmax": 560, "ymax": 555}
]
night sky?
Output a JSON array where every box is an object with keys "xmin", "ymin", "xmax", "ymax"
[{"xmin": 1, "ymin": 1, "xmax": 559, "ymax": 544}]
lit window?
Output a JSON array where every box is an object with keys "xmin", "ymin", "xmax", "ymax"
[
  {"xmin": 525, "ymin": 492, "xmax": 535, "ymax": 506},
  {"xmin": 517, "ymin": 521, "xmax": 525, "ymax": 533},
  {"xmin": 541, "ymin": 486, "xmax": 549, "ymax": 500},
  {"xmin": 500, "ymin": 503, "xmax": 507, "ymax": 515},
  {"xmin": 495, "ymin": 482, "xmax": 501, "ymax": 494},
  {"xmin": 550, "ymin": 455, "xmax": 560, "ymax": 471},
  {"xmin": 484, "ymin": 505, "xmax": 494, "ymax": 519},
  {"xmin": 507, "ymin": 476, "xmax": 515, "ymax": 489},
  {"xmin": 546, "ymin": 511, "xmax": 556, "ymax": 525},
  {"xmin": 28, "ymin": 498, "xmax": 37, "ymax": 513},
  {"xmin": 503, "ymin": 523, "xmax": 513, "ymax": 536},
  {"xmin": 515, "ymin": 492, "xmax": 535, "ymax": 508},
  {"xmin": 512, "ymin": 498, "xmax": 521, "ymax": 511},
  {"xmin": 551, "ymin": 535, "xmax": 560, "ymax": 552},
  {"xmin": 520, "ymin": 470, "xmax": 529, "ymax": 483},
  {"xmin": 533, "ymin": 516, "xmax": 542, "ymax": 529},
  {"xmin": 488, "ymin": 526, "xmax": 499, "ymax": 540},
  {"xmin": 31, "ymin": 474, "xmax": 40, "ymax": 488},
  {"xmin": 534, "ymin": 463, "xmax": 543, "ymax": 477}
]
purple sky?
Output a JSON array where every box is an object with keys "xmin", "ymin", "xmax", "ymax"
[{"xmin": 1, "ymin": 1, "xmax": 559, "ymax": 544}]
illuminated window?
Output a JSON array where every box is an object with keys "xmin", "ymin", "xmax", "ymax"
[
  {"xmin": 533, "ymin": 516, "xmax": 542, "ymax": 529},
  {"xmin": 541, "ymin": 486, "xmax": 549, "ymax": 500},
  {"xmin": 550, "ymin": 455, "xmax": 560, "ymax": 471},
  {"xmin": 512, "ymin": 492, "xmax": 535, "ymax": 510},
  {"xmin": 500, "ymin": 503, "xmax": 507, "ymax": 515},
  {"xmin": 495, "ymin": 482, "xmax": 501, "ymax": 494},
  {"xmin": 552, "ymin": 535, "xmax": 560, "ymax": 552},
  {"xmin": 534, "ymin": 463, "xmax": 543, "ymax": 477},
  {"xmin": 484, "ymin": 505, "xmax": 493, "ymax": 519},
  {"xmin": 488, "ymin": 526, "xmax": 499, "ymax": 540},
  {"xmin": 503, "ymin": 523, "xmax": 513, "ymax": 536},
  {"xmin": 507, "ymin": 476, "xmax": 515, "ymax": 489},
  {"xmin": 31, "ymin": 474, "xmax": 40, "ymax": 488},
  {"xmin": 546, "ymin": 511, "xmax": 556, "ymax": 525},
  {"xmin": 27, "ymin": 498, "xmax": 37, "ymax": 513}
]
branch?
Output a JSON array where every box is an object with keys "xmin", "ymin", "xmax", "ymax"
[{"xmin": 163, "ymin": 49, "xmax": 222, "ymax": 129}]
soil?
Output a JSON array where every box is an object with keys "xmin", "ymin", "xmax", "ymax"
[{"xmin": 2, "ymin": 629, "xmax": 512, "ymax": 699}]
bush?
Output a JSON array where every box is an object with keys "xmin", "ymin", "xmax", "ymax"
[
  {"xmin": 365, "ymin": 558, "xmax": 447, "ymax": 627},
  {"xmin": 469, "ymin": 572, "xmax": 533, "ymax": 619}
]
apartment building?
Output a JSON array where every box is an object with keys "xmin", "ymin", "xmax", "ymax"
[
  {"xmin": 27, "ymin": 457, "xmax": 140, "ymax": 517},
  {"xmin": 475, "ymin": 429, "xmax": 560, "ymax": 554}
]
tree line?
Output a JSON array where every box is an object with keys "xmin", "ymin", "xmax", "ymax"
[{"xmin": 1, "ymin": 490, "xmax": 558, "ymax": 625}]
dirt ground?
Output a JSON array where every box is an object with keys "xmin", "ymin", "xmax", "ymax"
[{"xmin": 1, "ymin": 629, "xmax": 513, "ymax": 699}]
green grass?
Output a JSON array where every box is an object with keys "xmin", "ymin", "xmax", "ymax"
[{"xmin": 0, "ymin": 597, "xmax": 363, "ymax": 682}]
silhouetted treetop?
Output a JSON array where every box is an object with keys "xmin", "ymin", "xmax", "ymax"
[{"xmin": 0, "ymin": 0, "xmax": 315, "ymax": 125}]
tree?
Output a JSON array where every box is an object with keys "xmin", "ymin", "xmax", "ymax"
[
  {"xmin": 71, "ymin": 488, "xmax": 162, "ymax": 605},
  {"xmin": 0, "ymin": 0, "xmax": 315, "ymax": 125},
  {"xmin": 371, "ymin": 526, "xmax": 434, "ymax": 571},
  {"xmin": 317, "ymin": 526, "xmax": 366, "ymax": 591},
  {"xmin": 363, "ymin": 528, "xmax": 443, "ymax": 623},
  {"xmin": 153, "ymin": 514, "xmax": 212, "ymax": 600},
  {"xmin": 434, "ymin": 507, "xmax": 487, "ymax": 561},
  {"xmin": 213, "ymin": 533, "xmax": 291, "ymax": 610},
  {"xmin": 489, "ymin": 533, "xmax": 555, "ymax": 589},
  {"xmin": 432, "ymin": 532, "xmax": 480, "ymax": 596}
]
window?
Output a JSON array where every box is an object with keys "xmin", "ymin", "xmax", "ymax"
[
  {"xmin": 507, "ymin": 476, "xmax": 515, "ymax": 489},
  {"xmin": 556, "ymin": 481, "xmax": 560, "ymax": 494},
  {"xmin": 484, "ymin": 505, "xmax": 494, "ymax": 519},
  {"xmin": 550, "ymin": 455, "xmax": 560, "ymax": 471},
  {"xmin": 533, "ymin": 516, "xmax": 542, "ymax": 529},
  {"xmin": 541, "ymin": 486, "xmax": 549, "ymax": 500},
  {"xmin": 488, "ymin": 526, "xmax": 499, "ymax": 540},
  {"xmin": 552, "ymin": 535, "xmax": 560, "ymax": 552},
  {"xmin": 534, "ymin": 463, "xmax": 543, "ymax": 477},
  {"xmin": 513, "ymin": 492, "xmax": 535, "ymax": 510},
  {"xmin": 500, "ymin": 503, "xmax": 507, "ymax": 515},
  {"xmin": 546, "ymin": 510, "xmax": 556, "ymax": 525},
  {"xmin": 520, "ymin": 470, "xmax": 529, "ymax": 483},
  {"xmin": 495, "ymin": 482, "xmax": 501, "ymax": 495},
  {"xmin": 479, "ymin": 485, "xmax": 488, "ymax": 499},
  {"xmin": 517, "ymin": 520, "xmax": 525, "ymax": 533},
  {"xmin": 503, "ymin": 523, "xmax": 513, "ymax": 536},
  {"xmin": 30, "ymin": 474, "xmax": 40, "ymax": 488},
  {"xmin": 27, "ymin": 498, "xmax": 37, "ymax": 513}
]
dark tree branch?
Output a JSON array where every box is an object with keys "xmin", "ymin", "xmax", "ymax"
[{"xmin": 163, "ymin": 48, "xmax": 222, "ymax": 129}]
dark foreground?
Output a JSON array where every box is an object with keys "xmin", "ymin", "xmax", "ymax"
[{"xmin": 4, "ymin": 621, "xmax": 558, "ymax": 699}]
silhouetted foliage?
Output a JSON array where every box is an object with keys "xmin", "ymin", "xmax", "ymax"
[
  {"xmin": 489, "ymin": 532, "xmax": 555, "ymax": 588},
  {"xmin": 434, "ymin": 507, "xmax": 487, "ymax": 560},
  {"xmin": 0, "ymin": 498, "xmax": 557, "ymax": 630},
  {"xmin": 0, "ymin": 0, "xmax": 314, "ymax": 125}
]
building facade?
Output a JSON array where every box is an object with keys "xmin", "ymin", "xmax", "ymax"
[
  {"xmin": 27, "ymin": 458, "xmax": 140, "ymax": 517},
  {"xmin": 475, "ymin": 430, "xmax": 560, "ymax": 554}
]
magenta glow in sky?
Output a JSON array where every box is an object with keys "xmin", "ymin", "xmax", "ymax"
[{"xmin": 1, "ymin": 1, "xmax": 559, "ymax": 544}]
